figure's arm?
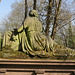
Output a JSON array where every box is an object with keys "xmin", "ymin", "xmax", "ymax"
[
  {"xmin": 17, "ymin": 25, "xmax": 23, "ymax": 32},
  {"xmin": 18, "ymin": 18, "xmax": 29, "ymax": 32},
  {"xmin": 16, "ymin": 17, "xmax": 29, "ymax": 33}
]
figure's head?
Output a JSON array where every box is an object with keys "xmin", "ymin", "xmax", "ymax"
[{"xmin": 29, "ymin": 10, "xmax": 38, "ymax": 17}]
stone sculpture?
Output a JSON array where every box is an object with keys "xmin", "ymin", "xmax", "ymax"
[
  {"xmin": 2, "ymin": 29, "xmax": 19, "ymax": 50},
  {"xmin": 2, "ymin": 10, "xmax": 54, "ymax": 57}
]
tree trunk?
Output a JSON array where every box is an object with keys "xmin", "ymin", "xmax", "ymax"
[
  {"xmin": 33, "ymin": 0, "xmax": 36, "ymax": 10},
  {"xmin": 68, "ymin": 22, "xmax": 74, "ymax": 49},
  {"xmin": 22, "ymin": 0, "xmax": 27, "ymax": 29},
  {"xmin": 45, "ymin": 0, "xmax": 52, "ymax": 35},
  {"xmin": 65, "ymin": 38, "xmax": 68, "ymax": 47},
  {"xmin": 25, "ymin": 0, "xmax": 27, "ymax": 19},
  {"xmin": 51, "ymin": 0, "xmax": 62, "ymax": 40}
]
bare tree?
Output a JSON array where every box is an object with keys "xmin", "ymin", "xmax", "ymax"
[
  {"xmin": 33, "ymin": 0, "xmax": 37, "ymax": 10},
  {"xmin": 45, "ymin": 0, "xmax": 52, "ymax": 36},
  {"xmin": 51, "ymin": 0, "xmax": 62, "ymax": 40},
  {"xmin": 25, "ymin": 0, "xmax": 27, "ymax": 19}
]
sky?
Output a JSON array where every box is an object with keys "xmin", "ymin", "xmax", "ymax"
[
  {"xmin": 0, "ymin": 0, "xmax": 20, "ymax": 21},
  {"xmin": 0, "ymin": 0, "xmax": 75, "ymax": 27},
  {"xmin": 0, "ymin": 0, "xmax": 74, "ymax": 20}
]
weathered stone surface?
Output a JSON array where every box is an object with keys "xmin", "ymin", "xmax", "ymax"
[
  {"xmin": 6, "ymin": 72, "xmax": 33, "ymax": 75},
  {"xmin": 2, "ymin": 10, "xmax": 75, "ymax": 58},
  {"xmin": 0, "ymin": 59, "xmax": 75, "ymax": 75},
  {"xmin": 2, "ymin": 10, "xmax": 54, "ymax": 57}
]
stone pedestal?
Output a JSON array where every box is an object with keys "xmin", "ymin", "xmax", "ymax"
[{"xmin": 0, "ymin": 59, "xmax": 75, "ymax": 75}]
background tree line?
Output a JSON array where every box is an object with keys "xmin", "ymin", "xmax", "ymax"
[{"xmin": 0, "ymin": 0, "xmax": 75, "ymax": 49}]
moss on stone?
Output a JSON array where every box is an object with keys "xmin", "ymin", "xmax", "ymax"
[
  {"xmin": 0, "ymin": 45, "xmax": 30, "ymax": 59},
  {"xmin": 53, "ymin": 43, "xmax": 75, "ymax": 60},
  {"xmin": 0, "ymin": 44, "xmax": 75, "ymax": 60}
]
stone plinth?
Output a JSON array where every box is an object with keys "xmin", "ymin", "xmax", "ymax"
[{"xmin": 0, "ymin": 59, "xmax": 75, "ymax": 75}]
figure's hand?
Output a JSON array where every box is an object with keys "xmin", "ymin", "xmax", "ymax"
[
  {"xmin": 13, "ymin": 28, "xmax": 18, "ymax": 35},
  {"xmin": 13, "ymin": 28, "xmax": 18, "ymax": 32}
]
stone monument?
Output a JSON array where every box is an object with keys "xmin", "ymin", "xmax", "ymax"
[{"xmin": 2, "ymin": 10, "xmax": 54, "ymax": 57}]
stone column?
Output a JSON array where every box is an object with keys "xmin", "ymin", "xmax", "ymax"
[{"xmin": 0, "ymin": 32, "xmax": 1, "ymax": 50}]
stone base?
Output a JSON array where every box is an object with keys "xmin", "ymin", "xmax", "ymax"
[{"xmin": 0, "ymin": 59, "xmax": 75, "ymax": 75}]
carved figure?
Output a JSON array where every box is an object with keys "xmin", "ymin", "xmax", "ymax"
[{"xmin": 3, "ymin": 10, "xmax": 54, "ymax": 57}]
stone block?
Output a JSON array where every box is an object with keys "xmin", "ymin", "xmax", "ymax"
[
  {"xmin": 6, "ymin": 72, "xmax": 33, "ymax": 75},
  {"xmin": 0, "ymin": 59, "xmax": 75, "ymax": 75}
]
